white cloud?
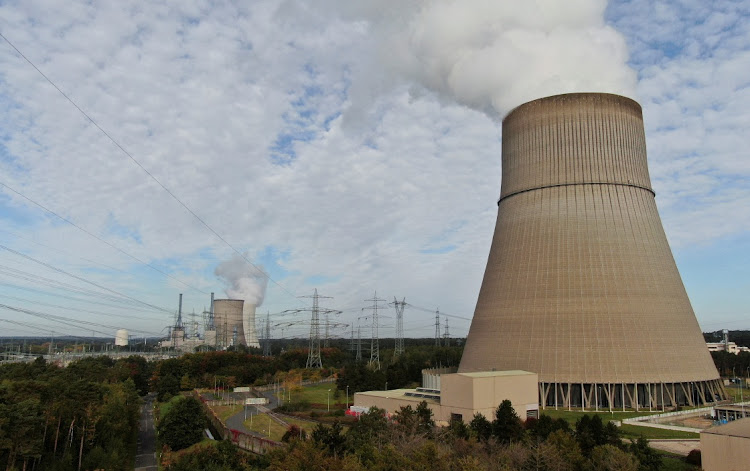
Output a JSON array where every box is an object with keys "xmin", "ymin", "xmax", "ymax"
[{"xmin": 0, "ymin": 0, "xmax": 747, "ymax": 340}]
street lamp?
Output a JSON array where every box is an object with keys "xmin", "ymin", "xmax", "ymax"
[
  {"xmin": 346, "ymin": 385, "xmax": 349, "ymax": 410},
  {"xmin": 327, "ymin": 389, "xmax": 331, "ymax": 412}
]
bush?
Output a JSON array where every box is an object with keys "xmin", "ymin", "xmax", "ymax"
[
  {"xmin": 157, "ymin": 397, "xmax": 207, "ymax": 451},
  {"xmin": 686, "ymin": 449, "xmax": 701, "ymax": 466}
]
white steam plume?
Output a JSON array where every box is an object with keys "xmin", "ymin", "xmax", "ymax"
[
  {"xmin": 215, "ymin": 253, "xmax": 268, "ymax": 307},
  {"xmin": 333, "ymin": 0, "xmax": 637, "ymax": 117}
]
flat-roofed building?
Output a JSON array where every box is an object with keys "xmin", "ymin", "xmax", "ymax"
[
  {"xmin": 353, "ymin": 370, "xmax": 538, "ymax": 424},
  {"xmin": 701, "ymin": 417, "xmax": 750, "ymax": 471}
]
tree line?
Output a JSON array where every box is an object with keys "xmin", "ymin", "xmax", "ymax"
[{"xmin": 0, "ymin": 356, "xmax": 142, "ymax": 470}]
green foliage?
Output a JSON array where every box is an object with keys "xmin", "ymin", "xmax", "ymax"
[
  {"xmin": 282, "ymin": 424, "xmax": 308, "ymax": 442},
  {"xmin": 492, "ymin": 399, "xmax": 524, "ymax": 444},
  {"xmin": 685, "ymin": 448, "xmax": 701, "ymax": 466},
  {"xmin": 311, "ymin": 421, "xmax": 347, "ymax": 456},
  {"xmin": 575, "ymin": 414, "xmax": 620, "ymax": 456},
  {"xmin": 587, "ymin": 444, "xmax": 639, "ymax": 471},
  {"xmin": 628, "ymin": 437, "xmax": 662, "ymax": 471},
  {"xmin": 0, "ymin": 356, "xmax": 141, "ymax": 470},
  {"xmin": 157, "ymin": 374, "xmax": 180, "ymax": 402},
  {"xmin": 157, "ymin": 396, "xmax": 207, "ymax": 451},
  {"xmin": 469, "ymin": 412, "xmax": 492, "ymax": 441},
  {"xmin": 165, "ymin": 440, "xmax": 257, "ymax": 471}
]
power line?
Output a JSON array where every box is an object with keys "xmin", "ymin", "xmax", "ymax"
[
  {"xmin": 0, "ymin": 31, "xmax": 303, "ymax": 307},
  {"xmin": 0, "ymin": 243, "xmax": 172, "ymax": 313},
  {"xmin": 0, "ymin": 179, "xmax": 206, "ymax": 295}
]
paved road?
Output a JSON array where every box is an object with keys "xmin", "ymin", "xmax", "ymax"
[
  {"xmin": 134, "ymin": 393, "xmax": 158, "ymax": 471},
  {"xmin": 648, "ymin": 439, "xmax": 700, "ymax": 456}
]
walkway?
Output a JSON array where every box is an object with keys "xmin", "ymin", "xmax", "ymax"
[{"xmin": 134, "ymin": 393, "xmax": 157, "ymax": 471}]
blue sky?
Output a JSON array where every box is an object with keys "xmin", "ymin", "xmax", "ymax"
[{"xmin": 0, "ymin": 0, "xmax": 747, "ymax": 341}]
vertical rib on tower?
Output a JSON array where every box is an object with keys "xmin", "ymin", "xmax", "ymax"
[{"xmin": 459, "ymin": 93, "xmax": 727, "ymax": 409}]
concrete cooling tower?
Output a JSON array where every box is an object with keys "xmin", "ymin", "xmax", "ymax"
[
  {"xmin": 459, "ymin": 93, "xmax": 727, "ymax": 409},
  {"xmin": 243, "ymin": 303, "xmax": 260, "ymax": 348},
  {"xmin": 213, "ymin": 299, "xmax": 245, "ymax": 347}
]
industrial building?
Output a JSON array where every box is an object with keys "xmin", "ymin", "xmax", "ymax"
[
  {"xmin": 160, "ymin": 293, "xmax": 261, "ymax": 351},
  {"xmin": 701, "ymin": 417, "xmax": 750, "ymax": 471},
  {"xmin": 353, "ymin": 369, "xmax": 538, "ymax": 424},
  {"xmin": 458, "ymin": 93, "xmax": 727, "ymax": 409}
]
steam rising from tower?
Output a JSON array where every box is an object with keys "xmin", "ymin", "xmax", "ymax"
[
  {"xmin": 459, "ymin": 93, "xmax": 727, "ymax": 409},
  {"xmin": 215, "ymin": 253, "xmax": 266, "ymax": 348}
]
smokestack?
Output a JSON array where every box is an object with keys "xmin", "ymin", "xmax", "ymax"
[
  {"xmin": 210, "ymin": 292, "xmax": 215, "ymax": 329},
  {"xmin": 459, "ymin": 93, "xmax": 727, "ymax": 410},
  {"xmin": 177, "ymin": 293, "xmax": 183, "ymax": 328}
]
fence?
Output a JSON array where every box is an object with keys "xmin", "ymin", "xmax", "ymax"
[{"xmin": 194, "ymin": 390, "xmax": 284, "ymax": 455}]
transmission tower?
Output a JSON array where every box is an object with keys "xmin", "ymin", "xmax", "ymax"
[
  {"xmin": 287, "ymin": 289, "xmax": 339, "ymax": 368},
  {"xmin": 356, "ymin": 323, "xmax": 362, "ymax": 361},
  {"xmin": 324, "ymin": 311, "xmax": 330, "ymax": 348},
  {"xmin": 434, "ymin": 310, "xmax": 441, "ymax": 347},
  {"xmin": 263, "ymin": 313, "xmax": 271, "ymax": 356},
  {"xmin": 363, "ymin": 292, "xmax": 386, "ymax": 370},
  {"xmin": 390, "ymin": 297, "xmax": 406, "ymax": 358},
  {"xmin": 443, "ymin": 317, "xmax": 450, "ymax": 347}
]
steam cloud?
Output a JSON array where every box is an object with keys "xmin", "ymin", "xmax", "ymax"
[
  {"xmin": 336, "ymin": 0, "xmax": 637, "ymax": 117},
  {"xmin": 215, "ymin": 253, "xmax": 268, "ymax": 307}
]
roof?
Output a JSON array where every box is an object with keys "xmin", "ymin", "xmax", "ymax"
[
  {"xmin": 456, "ymin": 370, "xmax": 536, "ymax": 378},
  {"xmin": 702, "ymin": 417, "xmax": 750, "ymax": 439},
  {"xmin": 354, "ymin": 389, "xmax": 439, "ymax": 404}
]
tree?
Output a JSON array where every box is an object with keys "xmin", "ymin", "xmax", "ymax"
[
  {"xmin": 415, "ymin": 401, "xmax": 435, "ymax": 436},
  {"xmin": 157, "ymin": 375, "xmax": 180, "ymax": 402},
  {"xmin": 587, "ymin": 444, "xmax": 639, "ymax": 471},
  {"xmin": 282, "ymin": 424, "xmax": 308, "ymax": 443},
  {"xmin": 628, "ymin": 437, "xmax": 661, "ymax": 471},
  {"xmin": 469, "ymin": 413, "xmax": 492, "ymax": 441},
  {"xmin": 492, "ymin": 399, "xmax": 525, "ymax": 443},
  {"xmin": 157, "ymin": 397, "xmax": 207, "ymax": 451},
  {"xmin": 311, "ymin": 421, "xmax": 347, "ymax": 457}
]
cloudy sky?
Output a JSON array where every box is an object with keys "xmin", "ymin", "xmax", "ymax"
[{"xmin": 0, "ymin": 0, "xmax": 748, "ymax": 343}]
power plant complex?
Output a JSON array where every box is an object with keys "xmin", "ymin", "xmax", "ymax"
[
  {"xmin": 355, "ymin": 92, "xmax": 727, "ymax": 419},
  {"xmin": 161, "ymin": 293, "xmax": 261, "ymax": 351}
]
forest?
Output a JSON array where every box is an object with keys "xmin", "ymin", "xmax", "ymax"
[{"xmin": 0, "ymin": 356, "xmax": 142, "ymax": 470}]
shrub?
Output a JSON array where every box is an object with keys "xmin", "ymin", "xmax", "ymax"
[{"xmin": 686, "ymin": 449, "xmax": 701, "ymax": 466}]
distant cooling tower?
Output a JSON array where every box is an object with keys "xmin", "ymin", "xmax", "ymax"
[
  {"xmin": 243, "ymin": 303, "xmax": 261, "ymax": 348},
  {"xmin": 459, "ymin": 93, "xmax": 727, "ymax": 409},
  {"xmin": 115, "ymin": 329, "xmax": 128, "ymax": 347},
  {"xmin": 213, "ymin": 299, "xmax": 245, "ymax": 347}
]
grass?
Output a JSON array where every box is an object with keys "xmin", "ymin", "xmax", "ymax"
[
  {"xmin": 213, "ymin": 404, "xmax": 243, "ymax": 422},
  {"xmin": 618, "ymin": 425, "xmax": 699, "ymax": 440},
  {"xmin": 158, "ymin": 395, "xmax": 184, "ymax": 419},
  {"xmin": 284, "ymin": 383, "xmax": 343, "ymax": 407},
  {"xmin": 540, "ymin": 408, "xmax": 700, "ymax": 440},
  {"xmin": 242, "ymin": 413, "xmax": 321, "ymax": 441}
]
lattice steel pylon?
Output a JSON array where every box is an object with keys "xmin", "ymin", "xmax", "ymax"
[
  {"xmin": 263, "ymin": 313, "xmax": 271, "ymax": 356},
  {"xmin": 364, "ymin": 292, "xmax": 386, "ymax": 370},
  {"xmin": 434, "ymin": 310, "xmax": 441, "ymax": 347},
  {"xmin": 390, "ymin": 297, "xmax": 406, "ymax": 358},
  {"xmin": 291, "ymin": 289, "xmax": 338, "ymax": 368},
  {"xmin": 356, "ymin": 323, "xmax": 362, "ymax": 362},
  {"xmin": 324, "ymin": 312, "xmax": 330, "ymax": 348},
  {"xmin": 443, "ymin": 317, "xmax": 450, "ymax": 347}
]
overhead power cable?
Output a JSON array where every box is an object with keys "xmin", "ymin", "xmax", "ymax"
[
  {"xmin": 0, "ymin": 244, "xmax": 172, "ymax": 313},
  {"xmin": 405, "ymin": 303, "xmax": 472, "ymax": 321},
  {"xmin": 0, "ymin": 180, "xmax": 206, "ymax": 295},
  {"xmin": 0, "ymin": 31, "xmax": 303, "ymax": 307}
]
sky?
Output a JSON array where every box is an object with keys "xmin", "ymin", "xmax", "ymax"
[{"xmin": 0, "ymin": 0, "xmax": 748, "ymax": 343}]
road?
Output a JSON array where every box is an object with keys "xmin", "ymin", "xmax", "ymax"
[{"xmin": 134, "ymin": 393, "xmax": 158, "ymax": 471}]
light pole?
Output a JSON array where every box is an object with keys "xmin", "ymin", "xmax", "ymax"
[
  {"xmin": 346, "ymin": 385, "xmax": 349, "ymax": 410},
  {"xmin": 327, "ymin": 389, "xmax": 331, "ymax": 412}
]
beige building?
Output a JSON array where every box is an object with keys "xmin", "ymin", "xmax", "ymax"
[
  {"xmin": 353, "ymin": 370, "xmax": 538, "ymax": 424},
  {"xmin": 458, "ymin": 93, "xmax": 726, "ymax": 409},
  {"xmin": 701, "ymin": 417, "xmax": 750, "ymax": 471},
  {"xmin": 707, "ymin": 342, "xmax": 750, "ymax": 354}
]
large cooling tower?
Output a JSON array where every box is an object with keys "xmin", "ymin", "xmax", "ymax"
[
  {"xmin": 459, "ymin": 93, "xmax": 727, "ymax": 410},
  {"xmin": 213, "ymin": 299, "xmax": 245, "ymax": 347},
  {"xmin": 243, "ymin": 303, "xmax": 260, "ymax": 348}
]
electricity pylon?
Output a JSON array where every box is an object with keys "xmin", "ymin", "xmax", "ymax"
[
  {"xmin": 390, "ymin": 297, "xmax": 406, "ymax": 357},
  {"xmin": 363, "ymin": 292, "xmax": 387, "ymax": 370}
]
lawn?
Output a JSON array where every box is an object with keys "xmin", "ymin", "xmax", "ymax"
[
  {"xmin": 212, "ymin": 403, "xmax": 243, "ymax": 422},
  {"xmin": 158, "ymin": 395, "xmax": 184, "ymax": 419},
  {"xmin": 285, "ymin": 383, "xmax": 344, "ymax": 407}
]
